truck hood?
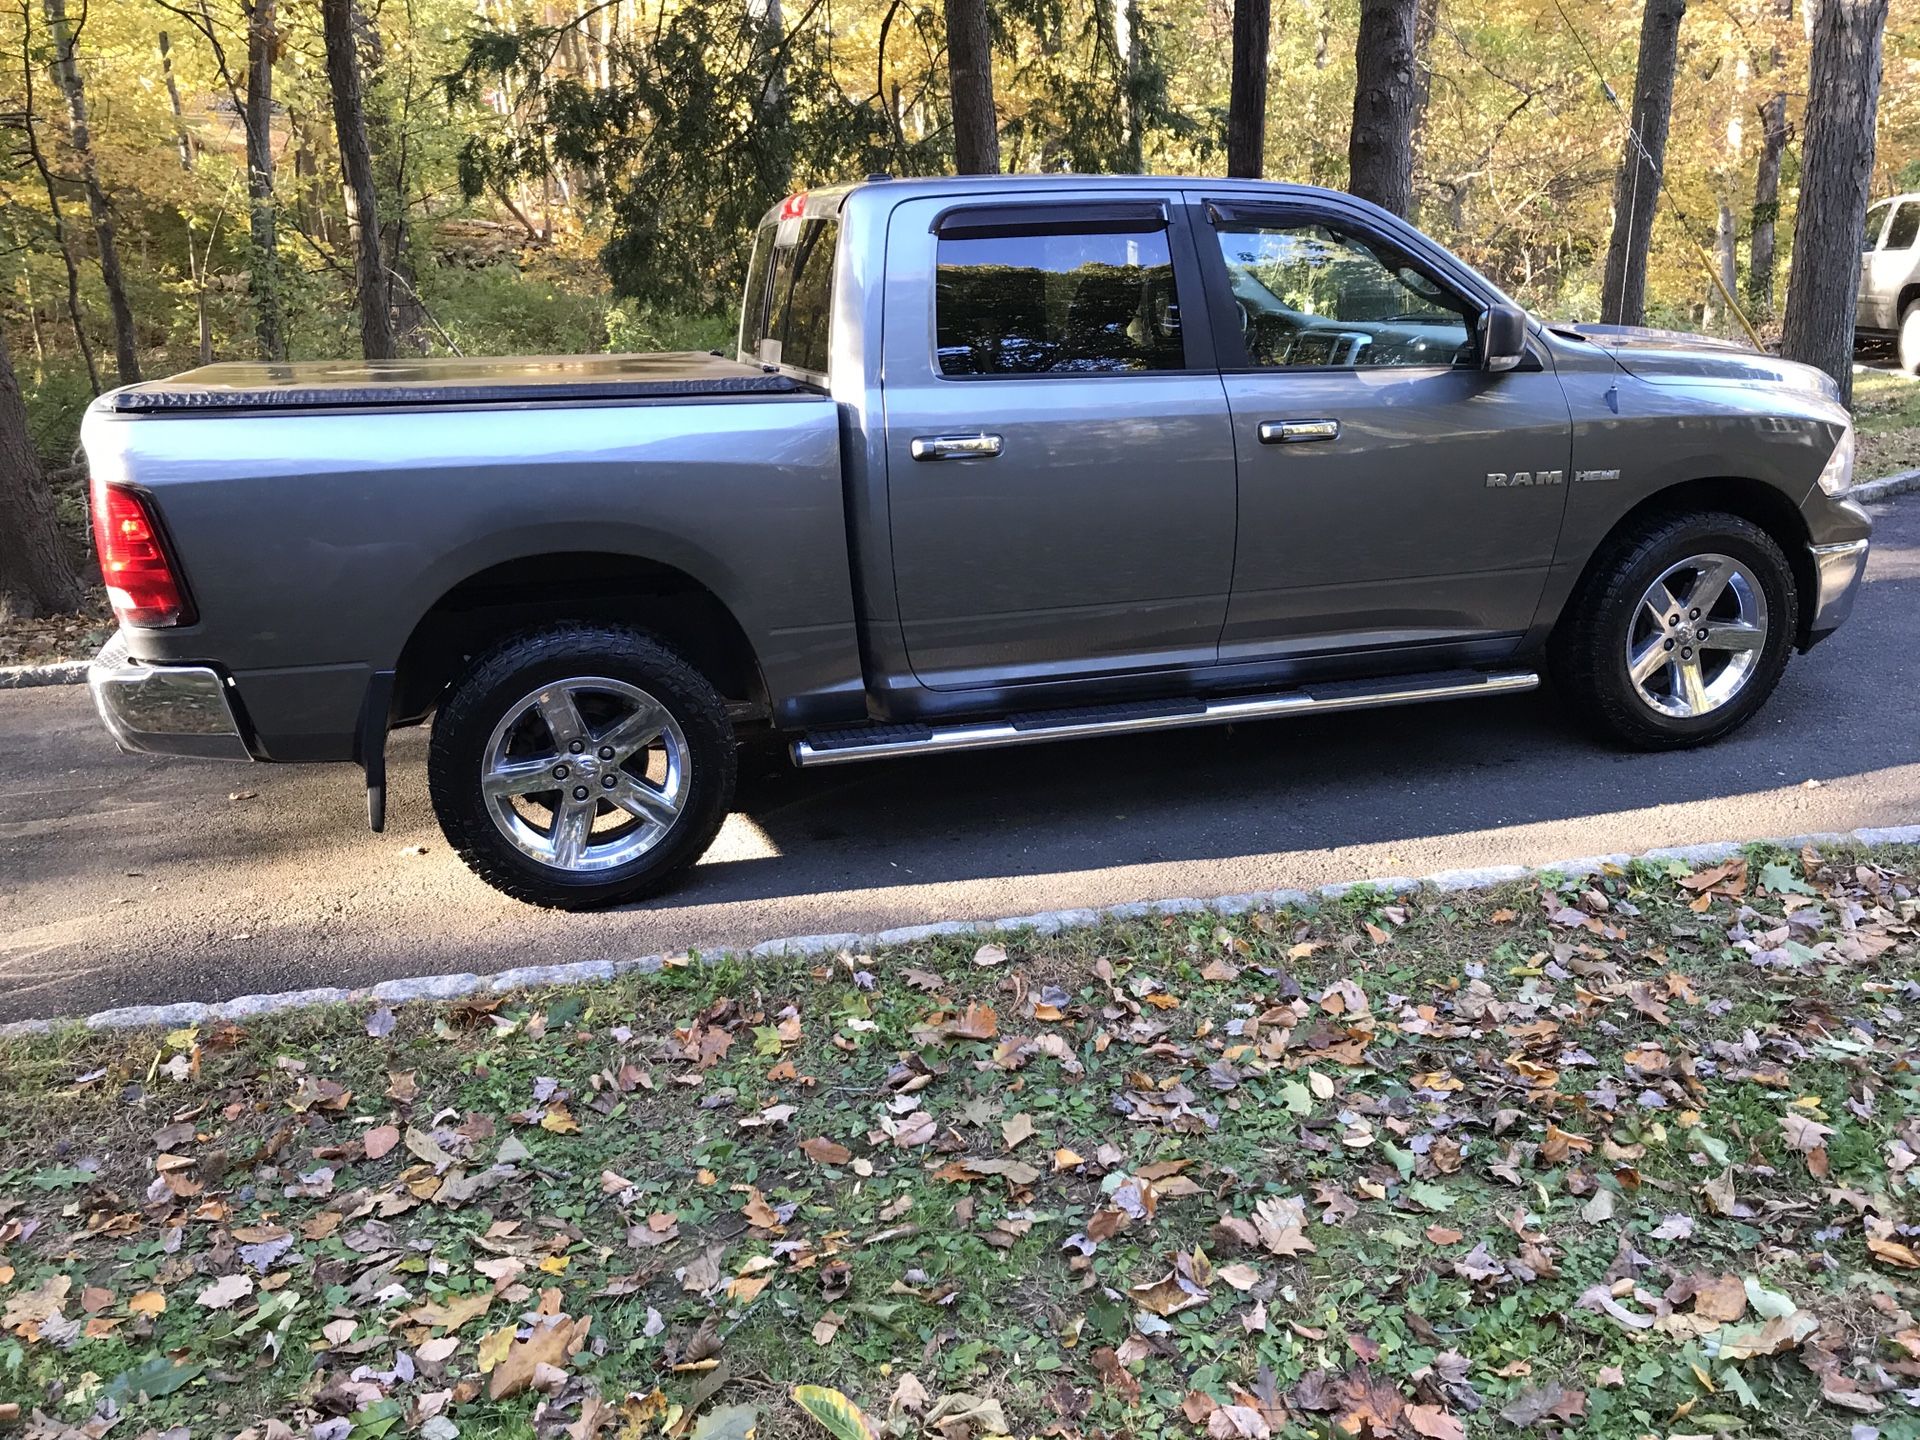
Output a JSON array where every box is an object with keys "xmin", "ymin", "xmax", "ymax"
[{"xmin": 1554, "ymin": 322, "xmax": 1841, "ymax": 401}]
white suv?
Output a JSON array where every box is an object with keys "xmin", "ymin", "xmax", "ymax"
[{"xmin": 1859, "ymin": 193, "xmax": 1920, "ymax": 372}]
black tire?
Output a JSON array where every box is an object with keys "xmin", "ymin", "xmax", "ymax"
[
  {"xmin": 427, "ymin": 624, "xmax": 736, "ymax": 909},
  {"xmin": 1548, "ymin": 511, "xmax": 1798, "ymax": 751}
]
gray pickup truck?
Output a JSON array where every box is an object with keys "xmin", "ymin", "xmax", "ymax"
[{"xmin": 82, "ymin": 173, "xmax": 1872, "ymax": 908}]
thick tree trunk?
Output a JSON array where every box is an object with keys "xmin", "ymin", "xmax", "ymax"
[
  {"xmin": 1748, "ymin": 89, "xmax": 1788, "ymax": 314},
  {"xmin": 1782, "ymin": 0, "xmax": 1889, "ymax": 405},
  {"xmin": 0, "ymin": 328, "xmax": 85, "ymax": 621},
  {"xmin": 42, "ymin": 0, "xmax": 140, "ymax": 384},
  {"xmin": 1599, "ymin": 0, "xmax": 1687, "ymax": 326},
  {"xmin": 1226, "ymin": 0, "xmax": 1270, "ymax": 178},
  {"xmin": 245, "ymin": 0, "xmax": 286, "ymax": 361},
  {"xmin": 323, "ymin": 0, "xmax": 399, "ymax": 360},
  {"xmin": 1348, "ymin": 0, "xmax": 1417, "ymax": 217},
  {"xmin": 943, "ymin": 0, "xmax": 999, "ymax": 173}
]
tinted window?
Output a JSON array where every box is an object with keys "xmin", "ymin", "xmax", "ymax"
[
  {"xmin": 1212, "ymin": 219, "xmax": 1475, "ymax": 369},
  {"xmin": 935, "ymin": 228, "xmax": 1185, "ymax": 376},
  {"xmin": 743, "ymin": 217, "xmax": 836, "ymax": 376},
  {"xmin": 1888, "ymin": 202, "xmax": 1920, "ymax": 251}
]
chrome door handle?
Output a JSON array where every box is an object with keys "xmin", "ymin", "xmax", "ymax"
[
  {"xmin": 1258, "ymin": 418, "xmax": 1340, "ymax": 444},
  {"xmin": 910, "ymin": 432, "xmax": 1004, "ymax": 461}
]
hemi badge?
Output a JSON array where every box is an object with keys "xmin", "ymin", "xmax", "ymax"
[{"xmin": 1575, "ymin": 468, "xmax": 1622, "ymax": 483}]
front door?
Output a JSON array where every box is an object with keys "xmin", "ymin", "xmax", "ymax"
[
  {"xmin": 1194, "ymin": 200, "xmax": 1572, "ymax": 663},
  {"xmin": 879, "ymin": 193, "xmax": 1238, "ymax": 691}
]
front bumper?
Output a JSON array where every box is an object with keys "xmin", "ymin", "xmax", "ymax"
[
  {"xmin": 89, "ymin": 636, "xmax": 253, "ymax": 761},
  {"xmin": 1806, "ymin": 537, "xmax": 1870, "ymax": 642}
]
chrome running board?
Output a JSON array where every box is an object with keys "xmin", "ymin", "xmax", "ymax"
[{"xmin": 791, "ymin": 669, "xmax": 1539, "ymax": 768}]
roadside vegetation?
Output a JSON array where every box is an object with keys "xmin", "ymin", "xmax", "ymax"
[
  {"xmin": 1, "ymin": 843, "xmax": 1916, "ymax": 1438},
  {"xmin": 1856, "ymin": 366, "xmax": 1920, "ymax": 481}
]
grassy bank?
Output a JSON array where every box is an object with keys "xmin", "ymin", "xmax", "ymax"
[
  {"xmin": 1855, "ymin": 367, "xmax": 1920, "ymax": 480},
  {"xmin": 0, "ymin": 844, "xmax": 1917, "ymax": 1438}
]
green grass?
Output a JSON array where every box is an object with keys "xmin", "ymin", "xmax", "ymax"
[
  {"xmin": 1854, "ymin": 366, "xmax": 1920, "ymax": 479},
  {"xmin": 1, "ymin": 846, "xmax": 1917, "ymax": 1439}
]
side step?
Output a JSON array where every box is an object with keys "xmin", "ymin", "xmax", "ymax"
[{"xmin": 791, "ymin": 669, "xmax": 1539, "ymax": 768}]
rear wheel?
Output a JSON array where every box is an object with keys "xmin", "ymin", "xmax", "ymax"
[
  {"xmin": 427, "ymin": 624, "xmax": 735, "ymax": 909},
  {"xmin": 1549, "ymin": 512, "xmax": 1797, "ymax": 750},
  {"xmin": 1900, "ymin": 301, "xmax": 1920, "ymax": 375}
]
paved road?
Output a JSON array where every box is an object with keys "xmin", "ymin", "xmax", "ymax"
[{"xmin": 3, "ymin": 498, "xmax": 1916, "ymax": 1023}]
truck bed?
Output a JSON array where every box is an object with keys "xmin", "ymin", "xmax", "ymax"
[{"xmin": 105, "ymin": 351, "xmax": 808, "ymax": 413}]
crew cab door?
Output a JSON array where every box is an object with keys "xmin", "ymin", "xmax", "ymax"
[
  {"xmin": 1194, "ymin": 198, "xmax": 1571, "ymax": 663},
  {"xmin": 878, "ymin": 192, "xmax": 1237, "ymax": 690}
]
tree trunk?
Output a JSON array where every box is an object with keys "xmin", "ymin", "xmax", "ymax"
[
  {"xmin": 17, "ymin": 15, "xmax": 100, "ymax": 394},
  {"xmin": 1748, "ymin": 90, "xmax": 1788, "ymax": 314},
  {"xmin": 359, "ymin": 13, "xmax": 427, "ymax": 351},
  {"xmin": 245, "ymin": 0, "xmax": 286, "ymax": 361},
  {"xmin": 0, "ymin": 327, "xmax": 85, "ymax": 621},
  {"xmin": 1748, "ymin": 0, "xmax": 1794, "ymax": 316},
  {"xmin": 1782, "ymin": 0, "xmax": 1889, "ymax": 405},
  {"xmin": 323, "ymin": 0, "xmax": 398, "ymax": 360},
  {"xmin": 42, "ymin": 0, "xmax": 140, "ymax": 384},
  {"xmin": 1348, "ymin": 0, "xmax": 1417, "ymax": 217},
  {"xmin": 1111, "ymin": 0, "xmax": 1143, "ymax": 173},
  {"xmin": 943, "ymin": 0, "xmax": 999, "ymax": 173},
  {"xmin": 1599, "ymin": 0, "xmax": 1687, "ymax": 326},
  {"xmin": 1410, "ymin": 0, "xmax": 1439, "ymax": 215},
  {"xmin": 1226, "ymin": 0, "xmax": 1270, "ymax": 178}
]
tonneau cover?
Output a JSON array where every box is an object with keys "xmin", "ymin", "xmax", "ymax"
[{"xmin": 106, "ymin": 350, "xmax": 809, "ymax": 413}]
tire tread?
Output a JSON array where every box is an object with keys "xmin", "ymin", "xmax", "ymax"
[{"xmin": 426, "ymin": 623, "xmax": 736, "ymax": 910}]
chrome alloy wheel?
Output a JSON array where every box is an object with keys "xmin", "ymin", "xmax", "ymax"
[
  {"xmin": 1625, "ymin": 553, "xmax": 1769, "ymax": 719},
  {"xmin": 480, "ymin": 677, "xmax": 689, "ymax": 872}
]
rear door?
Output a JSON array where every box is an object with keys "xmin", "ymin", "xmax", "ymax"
[
  {"xmin": 878, "ymin": 192, "xmax": 1238, "ymax": 690},
  {"xmin": 1193, "ymin": 197, "xmax": 1571, "ymax": 663}
]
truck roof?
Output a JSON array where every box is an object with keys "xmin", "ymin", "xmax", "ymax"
[
  {"xmin": 757, "ymin": 172, "xmax": 1380, "ymax": 229},
  {"xmin": 103, "ymin": 351, "xmax": 810, "ymax": 414}
]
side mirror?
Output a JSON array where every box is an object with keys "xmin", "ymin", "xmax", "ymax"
[{"xmin": 1480, "ymin": 303, "xmax": 1529, "ymax": 372}]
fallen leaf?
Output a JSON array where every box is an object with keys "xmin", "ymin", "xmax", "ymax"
[{"xmin": 195, "ymin": 1273, "xmax": 253, "ymax": 1310}]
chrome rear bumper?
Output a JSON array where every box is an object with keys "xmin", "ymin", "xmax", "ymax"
[
  {"xmin": 89, "ymin": 637, "xmax": 252, "ymax": 761},
  {"xmin": 1807, "ymin": 538, "xmax": 1870, "ymax": 639}
]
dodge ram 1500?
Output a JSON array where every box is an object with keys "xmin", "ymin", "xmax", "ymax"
[{"xmin": 82, "ymin": 173, "xmax": 1873, "ymax": 907}]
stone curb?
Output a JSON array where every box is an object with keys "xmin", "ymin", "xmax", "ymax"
[
  {"xmin": 1853, "ymin": 466, "xmax": 1920, "ymax": 505},
  {"xmin": 6, "ymin": 823, "xmax": 1917, "ymax": 1039},
  {"xmin": 0, "ymin": 660, "xmax": 87, "ymax": 690}
]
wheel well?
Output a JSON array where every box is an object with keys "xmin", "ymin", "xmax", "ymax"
[
  {"xmin": 392, "ymin": 552, "xmax": 766, "ymax": 723},
  {"xmin": 1901, "ymin": 283, "xmax": 1920, "ymax": 322},
  {"xmin": 1567, "ymin": 478, "xmax": 1816, "ymax": 645}
]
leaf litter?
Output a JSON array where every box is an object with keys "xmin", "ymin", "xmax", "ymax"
[{"xmin": 0, "ymin": 843, "xmax": 1915, "ymax": 1437}]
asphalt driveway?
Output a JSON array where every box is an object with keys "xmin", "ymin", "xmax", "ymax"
[{"xmin": 3, "ymin": 497, "xmax": 1915, "ymax": 1023}]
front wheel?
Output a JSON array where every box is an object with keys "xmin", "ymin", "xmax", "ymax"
[
  {"xmin": 1548, "ymin": 512, "xmax": 1798, "ymax": 750},
  {"xmin": 427, "ymin": 624, "xmax": 736, "ymax": 909}
]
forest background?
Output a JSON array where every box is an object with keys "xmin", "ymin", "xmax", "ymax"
[{"xmin": 1, "ymin": 0, "xmax": 1915, "ymax": 583}]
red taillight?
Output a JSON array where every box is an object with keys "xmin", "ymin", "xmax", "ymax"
[{"xmin": 90, "ymin": 475, "xmax": 192, "ymax": 627}]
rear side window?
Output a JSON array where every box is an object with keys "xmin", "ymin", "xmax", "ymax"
[
  {"xmin": 741, "ymin": 217, "xmax": 837, "ymax": 377},
  {"xmin": 934, "ymin": 228, "xmax": 1185, "ymax": 376},
  {"xmin": 1888, "ymin": 202, "xmax": 1920, "ymax": 252}
]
